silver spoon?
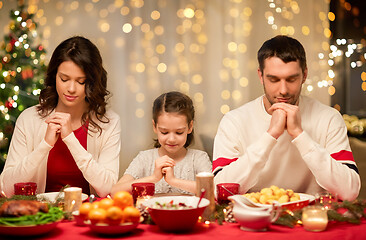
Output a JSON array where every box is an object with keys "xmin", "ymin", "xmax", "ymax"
[{"xmin": 89, "ymin": 194, "xmax": 95, "ymax": 203}]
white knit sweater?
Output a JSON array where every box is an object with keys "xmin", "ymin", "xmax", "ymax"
[{"xmin": 213, "ymin": 95, "xmax": 360, "ymax": 201}]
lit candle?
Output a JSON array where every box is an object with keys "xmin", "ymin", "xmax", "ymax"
[
  {"xmin": 64, "ymin": 187, "xmax": 82, "ymax": 214},
  {"xmin": 196, "ymin": 172, "xmax": 215, "ymax": 220},
  {"xmin": 136, "ymin": 195, "xmax": 152, "ymax": 208},
  {"xmin": 302, "ymin": 206, "xmax": 328, "ymax": 232}
]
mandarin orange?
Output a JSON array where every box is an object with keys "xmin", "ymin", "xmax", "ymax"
[
  {"xmin": 113, "ymin": 191, "xmax": 133, "ymax": 209},
  {"xmin": 88, "ymin": 208, "xmax": 107, "ymax": 224},
  {"xmin": 106, "ymin": 206, "xmax": 124, "ymax": 225},
  {"xmin": 79, "ymin": 202, "xmax": 92, "ymax": 217},
  {"xmin": 98, "ymin": 198, "xmax": 115, "ymax": 210},
  {"xmin": 123, "ymin": 206, "xmax": 140, "ymax": 223}
]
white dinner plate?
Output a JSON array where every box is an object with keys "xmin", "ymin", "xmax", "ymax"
[{"xmin": 37, "ymin": 192, "xmax": 88, "ymax": 203}]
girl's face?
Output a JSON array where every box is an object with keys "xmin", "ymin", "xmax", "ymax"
[
  {"xmin": 153, "ymin": 112, "xmax": 193, "ymax": 158},
  {"xmin": 56, "ymin": 61, "xmax": 87, "ymax": 112}
]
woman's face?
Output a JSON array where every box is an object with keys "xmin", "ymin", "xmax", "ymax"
[
  {"xmin": 153, "ymin": 112, "xmax": 193, "ymax": 157},
  {"xmin": 55, "ymin": 61, "xmax": 87, "ymax": 112}
]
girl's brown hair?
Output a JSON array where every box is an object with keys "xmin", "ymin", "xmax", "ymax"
[{"xmin": 152, "ymin": 91, "xmax": 195, "ymax": 148}]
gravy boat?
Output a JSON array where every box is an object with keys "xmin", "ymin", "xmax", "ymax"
[{"xmin": 228, "ymin": 195, "xmax": 281, "ymax": 231}]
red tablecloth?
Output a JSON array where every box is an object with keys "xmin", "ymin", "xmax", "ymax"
[{"xmin": 11, "ymin": 219, "xmax": 366, "ymax": 240}]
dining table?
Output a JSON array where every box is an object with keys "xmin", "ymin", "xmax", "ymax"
[{"xmin": 5, "ymin": 217, "xmax": 365, "ymax": 240}]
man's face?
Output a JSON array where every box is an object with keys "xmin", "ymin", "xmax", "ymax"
[{"xmin": 257, "ymin": 57, "xmax": 307, "ymax": 110}]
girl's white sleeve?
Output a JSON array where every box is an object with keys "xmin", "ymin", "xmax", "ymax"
[
  {"xmin": 193, "ymin": 151, "xmax": 212, "ymax": 174},
  {"xmin": 123, "ymin": 152, "xmax": 148, "ymax": 179}
]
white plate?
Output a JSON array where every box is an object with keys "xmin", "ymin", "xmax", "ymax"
[{"xmin": 37, "ymin": 192, "xmax": 88, "ymax": 203}]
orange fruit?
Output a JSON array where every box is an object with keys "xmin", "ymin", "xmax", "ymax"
[
  {"xmin": 79, "ymin": 202, "xmax": 92, "ymax": 217},
  {"xmin": 113, "ymin": 191, "xmax": 133, "ymax": 209},
  {"xmin": 98, "ymin": 198, "xmax": 115, "ymax": 210},
  {"xmin": 88, "ymin": 208, "xmax": 107, "ymax": 224},
  {"xmin": 91, "ymin": 201, "xmax": 100, "ymax": 209},
  {"xmin": 106, "ymin": 206, "xmax": 124, "ymax": 225},
  {"xmin": 123, "ymin": 206, "xmax": 140, "ymax": 223}
]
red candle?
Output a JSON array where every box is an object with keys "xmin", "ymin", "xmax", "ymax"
[
  {"xmin": 216, "ymin": 183, "xmax": 240, "ymax": 205},
  {"xmin": 14, "ymin": 182, "xmax": 37, "ymax": 196},
  {"xmin": 131, "ymin": 182, "xmax": 155, "ymax": 204}
]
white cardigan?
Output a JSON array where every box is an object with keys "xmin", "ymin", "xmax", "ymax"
[{"xmin": 0, "ymin": 106, "xmax": 121, "ymax": 197}]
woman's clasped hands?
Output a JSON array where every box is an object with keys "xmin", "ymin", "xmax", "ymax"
[{"xmin": 44, "ymin": 112, "xmax": 73, "ymax": 146}]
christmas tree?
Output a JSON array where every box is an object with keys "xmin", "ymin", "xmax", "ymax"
[{"xmin": 0, "ymin": 1, "xmax": 46, "ymax": 172}]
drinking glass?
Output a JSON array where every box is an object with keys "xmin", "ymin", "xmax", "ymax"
[
  {"xmin": 132, "ymin": 182, "xmax": 155, "ymax": 204},
  {"xmin": 216, "ymin": 183, "xmax": 240, "ymax": 205},
  {"xmin": 14, "ymin": 182, "xmax": 37, "ymax": 196},
  {"xmin": 315, "ymin": 191, "xmax": 338, "ymax": 209}
]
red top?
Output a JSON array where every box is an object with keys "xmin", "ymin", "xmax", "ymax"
[{"xmin": 45, "ymin": 122, "xmax": 90, "ymax": 195}]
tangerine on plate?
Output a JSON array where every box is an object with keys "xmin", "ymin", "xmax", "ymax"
[
  {"xmin": 91, "ymin": 201, "xmax": 101, "ymax": 209},
  {"xmin": 123, "ymin": 206, "xmax": 140, "ymax": 223},
  {"xmin": 98, "ymin": 198, "xmax": 115, "ymax": 210},
  {"xmin": 106, "ymin": 206, "xmax": 124, "ymax": 225},
  {"xmin": 79, "ymin": 202, "xmax": 92, "ymax": 217},
  {"xmin": 88, "ymin": 208, "xmax": 107, "ymax": 224},
  {"xmin": 113, "ymin": 191, "xmax": 133, "ymax": 209}
]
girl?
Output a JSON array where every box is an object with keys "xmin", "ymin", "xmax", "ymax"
[
  {"xmin": 0, "ymin": 36, "xmax": 121, "ymax": 197},
  {"xmin": 111, "ymin": 91, "xmax": 211, "ymax": 195}
]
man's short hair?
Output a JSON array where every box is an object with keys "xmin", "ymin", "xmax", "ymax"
[{"xmin": 257, "ymin": 35, "xmax": 307, "ymax": 73}]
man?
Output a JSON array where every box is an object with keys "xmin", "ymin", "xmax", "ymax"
[{"xmin": 213, "ymin": 35, "xmax": 360, "ymax": 201}]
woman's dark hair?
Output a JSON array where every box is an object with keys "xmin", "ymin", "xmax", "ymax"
[
  {"xmin": 152, "ymin": 91, "xmax": 195, "ymax": 148},
  {"xmin": 37, "ymin": 36, "xmax": 110, "ymax": 134},
  {"xmin": 257, "ymin": 35, "xmax": 307, "ymax": 74}
]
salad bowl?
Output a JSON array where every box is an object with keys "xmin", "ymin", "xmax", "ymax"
[{"xmin": 143, "ymin": 196, "xmax": 209, "ymax": 232}]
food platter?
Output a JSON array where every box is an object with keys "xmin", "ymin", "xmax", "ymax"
[
  {"xmin": 86, "ymin": 220, "xmax": 140, "ymax": 235},
  {"xmin": 37, "ymin": 192, "xmax": 88, "ymax": 203},
  {"xmin": 256, "ymin": 193, "xmax": 315, "ymax": 211},
  {"xmin": 0, "ymin": 220, "xmax": 60, "ymax": 237}
]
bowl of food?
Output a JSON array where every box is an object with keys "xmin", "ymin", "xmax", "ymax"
[
  {"xmin": 143, "ymin": 196, "xmax": 210, "ymax": 232},
  {"xmin": 243, "ymin": 186, "xmax": 315, "ymax": 211}
]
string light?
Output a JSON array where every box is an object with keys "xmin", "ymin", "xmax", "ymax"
[{"xmin": 0, "ymin": 1, "xmax": 341, "ymax": 163}]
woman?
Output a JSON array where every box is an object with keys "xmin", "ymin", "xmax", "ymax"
[{"xmin": 0, "ymin": 36, "xmax": 121, "ymax": 197}]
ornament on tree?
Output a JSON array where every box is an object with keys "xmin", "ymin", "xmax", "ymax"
[
  {"xmin": 4, "ymin": 124, "xmax": 14, "ymax": 135},
  {"xmin": 10, "ymin": 37, "xmax": 16, "ymax": 47},
  {"xmin": 5, "ymin": 43, "xmax": 13, "ymax": 53},
  {"xmin": 21, "ymin": 67, "xmax": 33, "ymax": 80},
  {"xmin": 20, "ymin": 12, "xmax": 28, "ymax": 21},
  {"xmin": 4, "ymin": 75, "xmax": 11, "ymax": 83},
  {"xmin": 0, "ymin": 137, "xmax": 9, "ymax": 150},
  {"xmin": 5, "ymin": 100, "xmax": 12, "ymax": 109}
]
